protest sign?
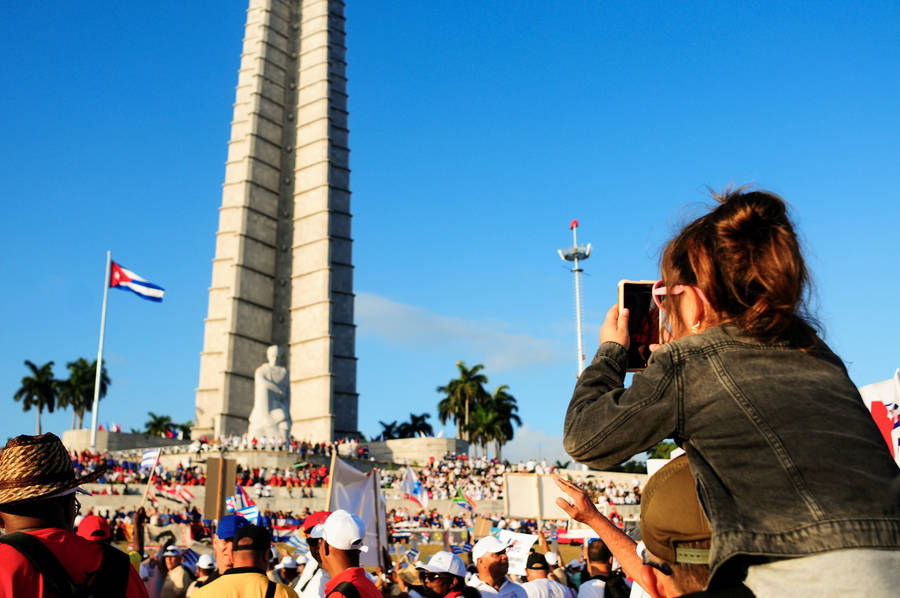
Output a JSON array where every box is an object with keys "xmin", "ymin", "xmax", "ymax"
[{"xmin": 496, "ymin": 530, "xmax": 538, "ymax": 576}]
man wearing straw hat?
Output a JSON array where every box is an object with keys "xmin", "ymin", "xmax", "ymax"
[{"xmin": 0, "ymin": 433, "xmax": 148, "ymax": 597}]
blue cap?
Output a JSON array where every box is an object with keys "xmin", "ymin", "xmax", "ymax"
[{"xmin": 217, "ymin": 514, "xmax": 250, "ymax": 540}]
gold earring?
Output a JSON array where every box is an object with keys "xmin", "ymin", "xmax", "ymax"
[{"xmin": 691, "ymin": 322, "xmax": 701, "ymax": 333}]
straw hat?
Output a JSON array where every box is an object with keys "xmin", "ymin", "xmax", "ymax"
[{"xmin": 0, "ymin": 433, "xmax": 105, "ymax": 506}]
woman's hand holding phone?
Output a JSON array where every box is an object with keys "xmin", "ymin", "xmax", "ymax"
[{"xmin": 600, "ymin": 304, "xmax": 630, "ymax": 348}]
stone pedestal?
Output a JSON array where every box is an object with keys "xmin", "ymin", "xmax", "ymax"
[{"xmin": 61, "ymin": 429, "xmax": 190, "ymax": 453}]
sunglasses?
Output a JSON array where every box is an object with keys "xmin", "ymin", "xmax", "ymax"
[
  {"xmin": 423, "ymin": 573, "xmax": 452, "ymax": 582},
  {"xmin": 651, "ymin": 280, "xmax": 710, "ymax": 311}
]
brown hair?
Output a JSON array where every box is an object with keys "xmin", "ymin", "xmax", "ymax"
[
  {"xmin": 668, "ymin": 539, "xmax": 710, "ymax": 594},
  {"xmin": 661, "ymin": 187, "xmax": 818, "ymax": 345}
]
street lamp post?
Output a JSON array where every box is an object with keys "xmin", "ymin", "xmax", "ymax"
[{"xmin": 558, "ymin": 219, "xmax": 592, "ymax": 376}]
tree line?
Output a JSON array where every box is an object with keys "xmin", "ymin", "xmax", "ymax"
[
  {"xmin": 13, "ymin": 359, "xmax": 191, "ymax": 438},
  {"xmin": 13, "ymin": 358, "xmax": 109, "ymax": 434},
  {"xmin": 374, "ymin": 361, "xmax": 522, "ymax": 460}
]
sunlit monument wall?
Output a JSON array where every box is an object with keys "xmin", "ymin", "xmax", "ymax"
[{"xmin": 194, "ymin": 0, "xmax": 357, "ymax": 441}]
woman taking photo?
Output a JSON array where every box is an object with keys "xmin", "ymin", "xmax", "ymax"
[{"xmin": 563, "ymin": 188, "xmax": 900, "ymax": 596}]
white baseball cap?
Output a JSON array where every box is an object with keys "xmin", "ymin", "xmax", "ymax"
[
  {"xmin": 197, "ymin": 554, "xmax": 216, "ymax": 570},
  {"xmin": 162, "ymin": 546, "xmax": 181, "ymax": 558},
  {"xmin": 309, "ymin": 524, "xmax": 325, "ymax": 539},
  {"xmin": 322, "ymin": 509, "xmax": 369, "ymax": 552},
  {"xmin": 544, "ymin": 552, "xmax": 559, "ymax": 567},
  {"xmin": 280, "ymin": 556, "xmax": 299, "ymax": 569},
  {"xmin": 418, "ymin": 551, "xmax": 466, "ymax": 578},
  {"xmin": 471, "ymin": 536, "xmax": 511, "ymax": 563}
]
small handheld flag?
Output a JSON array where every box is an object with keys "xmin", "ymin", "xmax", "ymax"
[
  {"xmin": 110, "ymin": 261, "xmax": 165, "ymax": 302},
  {"xmin": 453, "ymin": 488, "xmax": 476, "ymax": 512},
  {"xmin": 140, "ymin": 448, "xmax": 161, "ymax": 472}
]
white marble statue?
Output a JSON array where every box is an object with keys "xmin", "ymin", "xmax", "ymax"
[{"xmin": 248, "ymin": 345, "xmax": 291, "ymax": 439}]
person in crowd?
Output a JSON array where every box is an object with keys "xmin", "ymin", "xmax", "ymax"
[
  {"xmin": 160, "ymin": 545, "xmax": 195, "ymax": 598},
  {"xmin": 416, "ymin": 550, "xmax": 474, "ymax": 598},
  {"xmin": 0, "ymin": 433, "xmax": 147, "ymax": 598},
  {"xmin": 296, "ymin": 510, "xmax": 331, "ymax": 598},
  {"xmin": 555, "ymin": 457, "xmax": 754, "ymax": 597},
  {"xmin": 186, "ymin": 554, "xmax": 218, "ymax": 597},
  {"xmin": 563, "ymin": 187, "xmax": 900, "ymax": 595},
  {"xmin": 276, "ymin": 555, "xmax": 302, "ymax": 587},
  {"xmin": 521, "ymin": 552, "xmax": 574, "ymax": 598},
  {"xmin": 543, "ymin": 553, "xmax": 567, "ymax": 589},
  {"xmin": 318, "ymin": 509, "xmax": 382, "ymax": 598},
  {"xmin": 213, "ymin": 513, "xmax": 251, "ymax": 575},
  {"xmin": 579, "ymin": 540, "xmax": 630, "ymax": 598},
  {"xmin": 194, "ymin": 524, "xmax": 298, "ymax": 597},
  {"xmin": 76, "ymin": 513, "xmax": 112, "ymax": 543},
  {"xmin": 466, "ymin": 536, "xmax": 527, "ymax": 598}
]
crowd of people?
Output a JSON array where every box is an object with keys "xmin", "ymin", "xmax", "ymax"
[{"xmin": 70, "ymin": 446, "xmax": 643, "ymax": 510}]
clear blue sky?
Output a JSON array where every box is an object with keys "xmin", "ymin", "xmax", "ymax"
[{"xmin": 2, "ymin": 1, "xmax": 898, "ymax": 464}]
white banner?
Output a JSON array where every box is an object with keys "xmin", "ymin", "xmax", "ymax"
[{"xmin": 328, "ymin": 457, "xmax": 389, "ymax": 567}]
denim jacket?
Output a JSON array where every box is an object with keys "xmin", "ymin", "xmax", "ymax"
[{"xmin": 564, "ymin": 325, "xmax": 900, "ymax": 582}]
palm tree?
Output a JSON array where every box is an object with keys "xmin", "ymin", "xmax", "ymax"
[
  {"xmin": 58, "ymin": 358, "xmax": 110, "ymax": 429},
  {"xmin": 466, "ymin": 402, "xmax": 504, "ymax": 457},
  {"xmin": 436, "ymin": 361, "xmax": 489, "ymax": 441},
  {"xmin": 14, "ymin": 360, "xmax": 59, "ymax": 434},
  {"xmin": 378, "ymin": 420, "xmax": 400, "ymax": 440},
  {"xmin": 175, "ymin": 420, "xmax": 193, "ymax": 440},
  {"xmin": 404, "ymin": 412, "xmax": 433, "ymax": 437},
  {"xmin": 144, "ymin": 412, "xmax": 173, "ymax": 437},
  {"xmin": 489, "ymin": 385, "xmax": 521, "ymax": 460}
]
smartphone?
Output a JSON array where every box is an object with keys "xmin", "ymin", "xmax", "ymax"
[{"xmin": 617, "ymin": 280, "xmax": 660, "ymax": 371}]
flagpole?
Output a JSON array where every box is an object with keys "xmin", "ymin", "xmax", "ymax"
[
  {"xmin": 138, "ymin": 453, "xmax": 160, "ymax": 512},
  {"xmin": 325, "ymin": 450, "xmax": 337, "ymax": 511},
  {"xmin": 89, "ymin": 251, "xmax": 112, "ymax": 450}
]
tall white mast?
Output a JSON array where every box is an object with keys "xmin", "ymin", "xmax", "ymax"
[{"xmin": 558, "ymin": 220, "xmax": 591, "ymax": 375}]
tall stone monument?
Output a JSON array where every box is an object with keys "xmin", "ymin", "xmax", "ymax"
[{"xmin": 194, "ymin": 0, "xmax": 357, "ymax": 441}]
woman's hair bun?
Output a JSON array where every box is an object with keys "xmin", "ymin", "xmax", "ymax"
[
  {"xmin": 661, "ymin": 186, "xmax": 818, "ymax": 345},
  {"xmin": 713, "ymin": 188, "xmax": 790, "ymax": 244}
]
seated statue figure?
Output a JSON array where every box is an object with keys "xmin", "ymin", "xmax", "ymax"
[{"xmin": 248, "ymin": 345, "xmax": 290, "ymax": 439}]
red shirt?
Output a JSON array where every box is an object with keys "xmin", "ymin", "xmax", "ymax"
[
  {"xmin": 323, "ymin": 567, "xmax": 381, "ymax": 598},
  {"xmin": 0, "ymin": 527, "xmax": 147, "ymax": 598}
]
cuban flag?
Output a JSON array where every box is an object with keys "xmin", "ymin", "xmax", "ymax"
[
  {"xmin": 401, "ymin": 466, "xmax": 428, "ymax": 509},
  {"xmin": 235, "ymin": 484, "xmax": 255, "ymax": 509},
  {"xmin": 140, "ymin": 448, "xmax": 161, "ymax": 472},
  {"xmin": 237, "ymin": 504, "xmax": 260, "ymax": 524},
  {"xmin": 110, "ymin": 261, "xmax": 165, "ymax": 302},
  {"xmin": 450, "ymin": 545, "xmax": 463, "ymax": 554},
  {"xmin": 288, "ymin": 533, "xmax": 309, "ymax": 553},
  {"xmin": 462, "ymin": 542, "xmax": 473, "ymax": 553},
  {"xmin": 405, "ymin": 549, "xmax": 419, "ymax": 562}
]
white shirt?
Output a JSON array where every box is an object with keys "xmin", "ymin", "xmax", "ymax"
[
  {"xmin": 522, "ymin": 577, "xmax": 575, "ymax": 598},
  {"xmin": 296, "ymin": 560, "xmax": 329, "ymax": 598},
  {"xmin": 468, "ymin": 575, "xmax": 529, "ymax": 598},
  {"xmin": 576, "ymin": 578, "xmax": 606, "ymax": 598}
]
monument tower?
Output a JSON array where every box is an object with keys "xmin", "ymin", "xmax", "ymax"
[{"xmin": 194, "ymin": 0, "xmax": 357, "ymax": 441}]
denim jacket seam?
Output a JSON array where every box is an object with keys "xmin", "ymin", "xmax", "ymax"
[{"xmin": 705, "ymin": 349, "xmax": 826, "ymax": 520}]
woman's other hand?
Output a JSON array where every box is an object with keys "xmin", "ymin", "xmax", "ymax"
[{"xmin": 600, "ymin": 304, "xmax": 630, "ymax": 348}]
